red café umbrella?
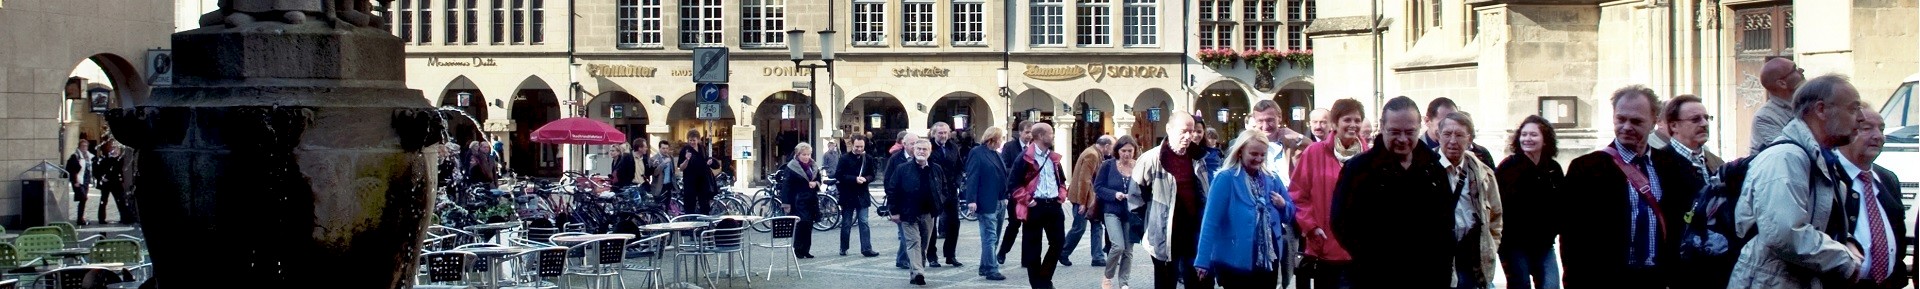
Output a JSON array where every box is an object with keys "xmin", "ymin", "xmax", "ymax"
[{"xmin": 531, "ymin": 117, "xmax": 627, "ymax": 145}]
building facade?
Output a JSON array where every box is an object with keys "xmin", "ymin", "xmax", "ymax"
[
  {"xmin": 1309, "ymin": 0, "xmax": 1918, "ymax": 163},
  {"xmin": 0, "ymin": 0, "xmax": 176, "ymax": 226},
  {"xmin": 392, "ymin": 0, "xmax": 1319, "ymax": 184}
]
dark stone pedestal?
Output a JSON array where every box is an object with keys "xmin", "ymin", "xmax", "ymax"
[{"xmin": 107, "ymin": 19, "xmax": 442, "ymax": 289}]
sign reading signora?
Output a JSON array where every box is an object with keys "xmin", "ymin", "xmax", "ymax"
[
  {"xmin": 1024, "ymin": 64, "xmax": 1168, "ymax": 82},
  {"xmin": 428, "ymin": 57, "xmax": 500, "ymax": 67}
]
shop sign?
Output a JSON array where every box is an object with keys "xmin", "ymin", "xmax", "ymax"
[
  {"xmin": 671, "ymin": 69, "xmax": 694, "ymax": 77},
  {"xmin": 427, "ymin": 57, "xmax": 500, "ymax": 67},
  {"xmin": 892, "ymin": 67, "xmax": 951, "ymax": 77},
  {"xmin": 763, "ymin": 66, "xmax": 813, "ymax": 77},
  {"xmin": 587, "ymin": 64, "xmax": 659, "ymax": 78},
  {"xmin": 1024, "ymin": 63, "xmax": 1169, "ymax": 82}
]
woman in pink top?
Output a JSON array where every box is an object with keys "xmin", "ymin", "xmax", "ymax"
[{"xmin": 1289, "ymin": 98, "xmax": 1368, "ymax": 288}]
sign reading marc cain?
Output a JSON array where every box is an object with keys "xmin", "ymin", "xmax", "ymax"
[
  {"xmin": 587, "ymin": 64, "xmax": 660, "ymax": 78},
  {"xmin": 1024, "ymin": 64, "xmax": 1168, "ymax": 82}
]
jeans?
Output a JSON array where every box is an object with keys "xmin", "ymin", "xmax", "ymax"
[
  {"xmin": 1102, "ymin": 213, "xmax": 1135, "ymax": 285},
  {"xmin": 839, "ymin": 207, "xmax": 874, "ymax": 254},
  {"xmin": 1062, "ymin": 204, "xmax": 1106, "ymax": 262},
  {"xmin": 1498, "ymin": 246, "xmax": 1562, "ymax": 289},
  {"xmin": 1023, "ymin": 200, "xmax": 1067, "ymax": 289},
  {"xmin": 978, "ymin": 207, "xmax": 1005, "ymax": 275}
]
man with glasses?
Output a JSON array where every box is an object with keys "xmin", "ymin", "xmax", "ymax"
[
  {"xmin": 1653, "ymin": 95, "xmax": 1725, "ymax": 178},
  {"xmin": 1751, "ymin": 56, "xmax": 1806, "ymax": 155}
]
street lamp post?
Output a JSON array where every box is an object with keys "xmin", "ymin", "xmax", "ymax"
[{"xmin": 788, "ymin": 29, "xmax": 837, "ymax": 149}]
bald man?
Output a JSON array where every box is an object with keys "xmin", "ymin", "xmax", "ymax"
[{"xmin": 1750, "ymin": 56, "xmax": 1806, "ymax": 155}]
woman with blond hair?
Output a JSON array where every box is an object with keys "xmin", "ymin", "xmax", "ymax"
[
  {"xmin": 778, "ymin": 142, "xmax": 823, "ymax": 258},
  {"xmin": 1194, "ymin": 130, "xmax": 1296, "ymax": 289}
]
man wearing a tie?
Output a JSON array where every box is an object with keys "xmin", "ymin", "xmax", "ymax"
[{"xmin": 1838, "ymin": 109, "xmax": 1909, "ymax": 289}]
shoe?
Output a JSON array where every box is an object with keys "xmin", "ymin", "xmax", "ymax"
[
  {"xmin": 1059, "ymin": 259, "xmax": 1073, "ymax": 266},
  {"xmin": 897, "ymin": 263, "xmax": 911, "ymax": 269},
  {"xmin": 984, "ymin": 272, "xmax": 1006, "ymax": 280},
  {"xmin": 996, "ymin": 254, "xmax": 1006, "ymax": 264},
  {"xmin": 910, "ymin": 274, "xmax": 927, "ymax": 285},
  {"xmin": 929, "ymin": 262, "xmax": 941, "ymax": 268},
  {"xmin": 1091, "ymin": 260, "xmax": 1107, "ymax": 267},
  {"xmin": 840, "ymin": 250, "xmax": 848, "ymax": 256},
  {"xmin": 946, "ymin": 260, "xmax": 964, "ymax": 267},
  {"xmin": 1102, "ymin": 279, "xmax": 1114, "ymax": 289},
  {"xmin": 863, "ymin": 251, "xmax": 881, "ymax": 257}
]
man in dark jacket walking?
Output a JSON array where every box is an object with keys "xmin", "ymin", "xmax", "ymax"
[
  {"xmin": 887, "ymin": 139, "xmax": 943, "ymax": 286},
  {"xmin": 836, "ymin": 135, "xmax": 880, "ymax": 257},
  {"xmin": 1561, "ymin": 86, "xmax": 1704, "ymax": 289},
  {"xmin": 929, "ymin": 122, "xmax": 966, "ymax": 267},
  {"xmin": 890, "ymin": 131, "xmax": 922, "ymax": 268},
  {"xmin": 966, "ymin": 127, "xmax": 1011, "ymax": 280},
  {"xmin": 1332, "ymin": 96, "xmax": 1456, "ymax": 288}
]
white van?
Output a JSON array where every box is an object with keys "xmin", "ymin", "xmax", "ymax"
[{"xmin": 1888, "ymin": 74, "xmax": 1918, "ymax": 250}]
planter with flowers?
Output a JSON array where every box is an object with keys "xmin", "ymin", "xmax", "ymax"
[
  {"xmin": 1198, "ymin": 48, "xmax": 1240, "ymax": 69},
  {"xmin": 1285, "ymin": 49, "xmax": 1314, "ymax": 68},
  {"xmin": 1247, "ymin": 49, "xmax": 1283, "ymax": 90}
]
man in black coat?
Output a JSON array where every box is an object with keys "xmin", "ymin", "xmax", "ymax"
[
  {"xmin": 928, "ymin": 122, "xmax": 966, "ymax": 267},
  {"xmin": 1560, "ymin": 86, "xmax": 1704, "ymax": 289},
  {"xmin": 1842, "ymin": 109, "xmax": 1909, "ymax": 289},
  {"xmin": 1331, "ymin": 96, "xmax": 1457, "ymax": 288},
  {"xmin": 965, "ymin": 127, "xmax": 1012, "ymax": 280},
  {"xmin": 996, "ymin": 120, "xmax": 1033, "ymax": 264},
  {"xmin": 679, "ymin": 131, "xmax": 718, "ymax": 215},
  {"xmin": 886, "ymin": 139, "xmax": 943, "ymax": 286},
  {"xmin": 835, "ymin": 135, "xmax": 880, "ymax": 257},
  {"xmin": 888, "ymin": 131, "xmax": 922, "ymax": 268}
]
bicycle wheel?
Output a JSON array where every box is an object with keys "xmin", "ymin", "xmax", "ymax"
[
  {"xmin": 749, "ymin": 197, "xmax": 782, "ymax": 233},
  {"xmin": 814, "ymin": 194, "xmax": 841, "ymax": 231}
]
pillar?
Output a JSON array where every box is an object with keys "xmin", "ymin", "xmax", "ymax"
[{"xmin": 1053, "ymin": 114, "xmax": 1078, "ymax": 171}]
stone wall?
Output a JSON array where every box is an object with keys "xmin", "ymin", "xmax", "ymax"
[{"xmin": 0, "ymin": 0, "xmax": 173, "ymax": 226}]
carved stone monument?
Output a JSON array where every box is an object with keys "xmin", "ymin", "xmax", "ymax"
[{"xmin": 109, "ymin": 0, "xmax": 442, "ymax": 288}]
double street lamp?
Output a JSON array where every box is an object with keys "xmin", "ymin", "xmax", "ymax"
[{"xmin": 787, "ymin": 29, "xmax": 837, "ymax": 149}]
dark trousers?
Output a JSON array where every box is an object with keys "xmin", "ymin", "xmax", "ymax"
[
  {"xmin": 1022, "ymin": 199, "xmax": 1066, "ymax": 289},
  {"xmin": 937, "ymin": 204, "xmax": 961, "ymax": 262},
  {"xmin": 1151, "ymin": 256, "xmax": 1212, "ymax": 288},
  {"xmin": 685, "ymin": 188, "xmax": 713, "ymax": 215},
  {"xmin": 98, "ymin": 186, "xmax": 129, "ymax": 224},
  {"xmin": 1218, "ymin": 268, "xmax": 1279, "ymax": 289},
  {"xmin": 999, "ymin": 217, "xmax": 1024, "ymax": 261},
  {"xmin": 792, "ymin": 200, "xmax": 818, "ymax": 255},
  {"xmin": 1306, "ymin": 259, "xmax": 1352, "ymax": 289},
  {"xmin": 71, "ymin": 184, "xmax": 89, "ymax": 225}
]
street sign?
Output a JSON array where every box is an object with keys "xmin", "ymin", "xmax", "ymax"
[
  {"xmin": 146, "ymin": 49, "xmax": 172, "ymax": 86},
  {"xmin": 698, "ymin": 103, "xmax": 724, "ymax": 120},
  {"xmin": 696, "ymin": 83, "xmax": 727, "ymax": 120},
  {"xmin": 692, "ymin": 47, "xmax": 729, "ymax": 83}
]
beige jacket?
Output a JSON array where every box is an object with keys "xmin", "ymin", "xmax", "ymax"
[
  {"xmin": 1451, "ymin": 152, "xmax": 1504, "ymax": 284},
  {"xmin": 1133, "ymin": 145, "xmax": 1211, "ymax": 261},
  {"xmin": 1728, "ymin": 120, "xmax": 1862, "ymax": 289}
]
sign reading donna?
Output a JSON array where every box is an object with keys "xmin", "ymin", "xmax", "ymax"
[
  {"xmin": 428, "ymin": 57, "xmax": 500, "ymax": 67},
  {"xmin": 1023, "ymin": 64, "xmax": 1168, "ymax": 82}
]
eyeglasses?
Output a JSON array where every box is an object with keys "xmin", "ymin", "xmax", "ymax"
[{"xmin": 1677, "ymin": 115, "xmax": 1714, "ymax": 124}]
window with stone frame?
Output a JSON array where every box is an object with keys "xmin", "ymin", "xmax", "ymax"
[
  {"xmin": 1122, "ymin": 0, "xmax": 1157, "ymax": 46},
  {"xmin": 444, "ymin": 0, "xmax": 459, "ymax": 44},
  {"xmin": 741, "ymin": 0, "xmax": 787, "ymax": 48},
  {"xmin": 418, "ymin": 0, "xmax": 433, "ymax": 44},
  {"xmin": 852, "ymin": 0, "xmax": 886, "ymax": 46},
  {"xmin": 510, "ymin": 0, "xmax": 524, "ymax": 43},
  {"xmin": 1287, "ymin": 24, "xmax": 1306, "ymax": 50},
  {"xmin": 1243, "ymin": 24, "xmax": 1277, "ymax": 50},
  {"xmin": 680, "ymin": 0, "xmax": 724, "ymax": 47},
  {"xmin": 1287, "ymin": 0, "xmax": 1301, "ymax": 20},
  {"xmin": 1199, "ymin": 24, "xmax": 1216, "ymax": 49},
  {"xmin": 903, "ymin": 0, "xmax": 936, "ymax": 46},
  {"xmin": 463, "ymin": 0, "xmax": 478, "ymax": 44},
  {"xmin": 1076, "ymin": 0, "xmax": 1111, "ymax": 46},
  {"xmin": 1214, "ymin": 0, "xmax": 1231, "ymax": 20},
  {"xmin": 530, "ymin": 0, "xmax": 544, "ymax": 43},
  {"xmin": 617, "ymin": 0, "xmax": 640, "ymax": 47},
  {"xmin": 1030, "ymin": 0, "xmax": 1065, "ymax": 46},
  {"xmin": 952, "ymin": 0, "xmax": 987, "ymax": 46},
  {"xmin": 491, "ymin": 0, "xmax": 505, "ymax": 43},
  {"xmin": 1199, "ymin": 0, "xmax": 1215, "ymax": 21},
  {"xmin": 398, "ymin": 0, "xmax": 414, "ymax": 42}
]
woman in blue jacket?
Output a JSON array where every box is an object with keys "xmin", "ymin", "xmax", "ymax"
[
  {"xmin": 1095, "ymin": 136, "xmax": 1145, "ymax": 289},
  {"xmin": 1194, "ymin": 130, "xmax": 1296, "ymax": 289}
]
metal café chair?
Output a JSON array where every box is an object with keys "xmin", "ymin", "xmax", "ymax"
[
  {"xmin": 668, "ymin": 214, "xmax": 712, "ymax": 249},
  {"xmin": 84, "ymin": 239, "xmax": 148, "ymax": 282},
  {"xmin": 417, "ymin": 251, "xmax": 478, "ymax": 289},
  {"xmin": 619, "ymin": 233, "xmax": 671, "ymax": 289},
  {"xmin": 562, "ymin": 237, "xmax": 631, "ymax": 289},
  {"xmin": 27, "ymin": 266, "xmax": 120, "ymax": 289},
  {"xmin": 0, "ymin": 279, "xmax": 17, "ymax": 289},
  {"xmin": 13, "ymin": 235, "xmax": 63, "ymax": 265},
  {"xmin": 503, "ymin": 246, "xmax": 568, "ymax": 289},
  {"xmin": 751, "ymin": 216, "xmax": 801, "ymax": 280},
  {"xmin": 16, "ymin": 229, "xmax": 66, "ymax": 249},
  {"xmin": 678, "ymin": 225, "xmax": 749, "ymax": 288}
]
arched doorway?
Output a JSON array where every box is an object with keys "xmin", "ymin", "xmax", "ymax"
[
  {"xmin": 666, "ymin": 91, "xmax": 736, "ymax": 175},
  {"xmin": 1277, "ymin": 80, "xmax": 1316, "ymax": 138},
  {"xmin": 510, "ymin": 77, "xmax": 562, "ymax": 178},
  {"xmin": 843, "ymin": 93, "xmax": 908, "ymax": 171},
  {"xmin": 929, "ymin": 92, "xmax": 994, "ymax": 146},
  {"xmin": 439, "ymin": 76, "xmax": 489, "ymax": 121},
  {"xmin": 1011, "ymin": 90, "xmax": 1059, "ymax": 130},
  {"xmin": 589, "ymin": 91, "xmax": 648, "ymax": 139},
  {"xmin": 59, "ymin": 54, "xmax": 145, "ymax": 224},
  {"xmin": 1197, "ymin": 81, "xmax": 1251, "ymax": 148},
  {"xmin": 1131, "ymin": 89, "xmax": 1175, "ymax": 145},
  {"xmin": 752, "ymin": 91, "xmax": 818, "ymax": 178},
  {"xmin": 1071, "ymin": 90, "xmax": 1116, "ymax": 154}
]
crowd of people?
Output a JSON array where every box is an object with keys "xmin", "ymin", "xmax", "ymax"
[{"xmin": 759, "ymin": 57, "xmax": 1907, "ymax": 289}]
